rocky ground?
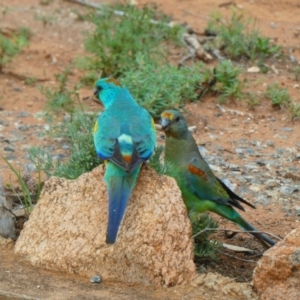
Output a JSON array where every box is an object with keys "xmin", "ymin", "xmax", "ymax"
[{"xmin": 0, "ymin": 0, "xmax": 300, "ymax": 299}]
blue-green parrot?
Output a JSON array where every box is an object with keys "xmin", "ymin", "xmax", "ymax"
[
  {"xmin": 93, "ymin": 78, "xmax": 156, "ymax": 244},
  {"xmin": 161, "ymin": 109, "xmax": 275, "ymax": 247}
]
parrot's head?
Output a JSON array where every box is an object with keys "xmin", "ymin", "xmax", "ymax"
[
  {"xmin": 94, "ymin": 78, "xmax": 124, "ymax": 108},
  {"xmin": 161, "ymin": 110, "xmax": 189, "ymax": 139}
]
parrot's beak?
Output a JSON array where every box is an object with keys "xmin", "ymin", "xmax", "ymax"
[
  {"xmin": 93, "ymin": 87, "xmax": 104, "ymax": 107},
  {"xmin": 161, "ymin": 118, "xmax": 170, "ymax": 131}
]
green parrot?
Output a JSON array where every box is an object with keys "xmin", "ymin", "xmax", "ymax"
[
  {"xmin": 161, "ymin": 109, "xmax": 275, "ymax": 247},
  {"xmin": 93, "ymin": 78, "xmax": 156, "ymax": 244}
]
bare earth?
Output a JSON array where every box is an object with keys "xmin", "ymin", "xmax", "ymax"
[{"xmin": 0, "ymin": 0, "xmax": 300, "ymax": 299}]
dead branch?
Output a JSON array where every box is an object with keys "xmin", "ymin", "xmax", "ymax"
[
  {"xmin": 180, "ymin": 10, "xmax": 210, "ymax": 21},
  {"xmin": 217, "ymin": 250, "xmax": 258, "ymax": 263},
  {"xmin": 65, "ymin": 0, "xmax": 172, "ymax": 27},
  {"xmin": 179, "ymin": 33, "xmax": 213, "ymax": 67},
  {"xmin": 192, "ymin": 227, "xmax": 282, "ymax": 241},
  {"xmin": 5, "ymin": 71, "xmax": 49, "ymax": 82}
]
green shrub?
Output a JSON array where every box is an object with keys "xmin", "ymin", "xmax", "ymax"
[
  {"xmin": 0, "ymin": 26, "xmax": 32, "ymax": 72},
  {"xmin": 291, "ymin": 66, "xmax": 300, "ymax": 81},
  {"xmin": 121, "ymin": 55, "xmax": 208, "ymax": 118},
  {"xmin": 77, "ymin": 4, "xmax": 184, "ymax": 82},
  {"xmin": 265, "ymin": 83, "xmax": 291, "ymax": 108},
  {"xmin": 212, "ymin": 59, "xmax": 243, "ymax": 102},
  {"xmin": 39, "ymin": 68, "xmax": 81, "ymax": 120},
  {"xmin": 192, "ymin": 214, "xmax": 222, "ymax": 260},
  {"xmin": 206, "ymin": 10, "xmax": 280, "ymax": 60},
  {"xmin": 287, "ymin": 102, "xmax": 300, "ymax": 121},
  {"xmin": 265, "ymin": 83, "xmax": 300, "ymax": 120}
]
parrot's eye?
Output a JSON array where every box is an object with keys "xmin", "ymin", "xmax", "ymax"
[
  {"xmin": 94, "ymin": 86, "xmax": 103, "ymax": 95},
  {"xmin": 175, "ymin": 116, "xmax": 180, "ymax": 122}
]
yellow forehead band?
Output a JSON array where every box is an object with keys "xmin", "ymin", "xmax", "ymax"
[{"xmin": 161, "ymin": 112, "xmax": 174, "ymax": 120}]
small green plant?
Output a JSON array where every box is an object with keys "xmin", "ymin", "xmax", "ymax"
[
  {"xmin": 265, "ymin": 83, "xmax": 291, "ymax": 108},
  {"xmin": 192, "ymin": 214, "xmax": 222, "ymax": 260},
  {"xmin": 25, "ymin": 76, "xmax": 37, "ymax": 85},
  {"xmin": 0, "ymin": 35, "xmax": 19, "ymax": 72},
  {"xmin": 211, "ymin": 59, "xmax": 243, "ymax": 102},
  {"xmin": 1, "ymin": 7, "xmax": 12, "ymax": 18},
  {"xmin": 206, "ymin": 10, "xmax": 280, "ymax": 60},
  {"xmin": 34, "ymin": 13, "xmax": 56, "ymax": 27},
  {"xmin": 0, "ymin": 27, "xmax": 32, "ymax": 73},
  {"xmin": 254, "ymin": 36, "xmax": 280, "ymax": 57},
  {"xmin": 15, "ymin": 27, "xmax": 32, "ymax": 47},
  {"xmin": 148, "ymin": 146, "xmax": 165, "ymax": 174},
  {"xmin": 291, "ymin": 66, "xmax": 300, "ymax": 81},
  {"xmin": 257, "ymin": 60, "xmax": 269, "ymax": 74},
  {"xmin": 287, "ymin": 102, "xmax": 300, "ymax": 121},
  {"xmin": 40, "ymin": 0, "xmax": 53, "ymax": 5},
  {"xmin": 245, "ymin": 93, "xmax": 260, "ymax": 109},
  {"xmin": 1, "ymin": 156, "xmax": 38, "ymax": 212},
  {"xmin": 71, "ymin": 9, "xmax": 90, "ymax": 22},
  {"xmin": 265, "ymin": 83, "xmax": 300, "ymax": 120},
  {"xmin": 77, "ymin": 4, "xmax": 184, "ymax": 81},
  {"xmin": 39, "ymin": 68, "xmax": 81, "ymax": 119}
]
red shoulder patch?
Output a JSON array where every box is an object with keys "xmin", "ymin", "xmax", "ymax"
[
  {"xmin": 106, "ymin": 78, "xmax": 122, "ymax": 87},
  {"xmin": 188, "ymin": 164, "xmax": 208, "ymax": 181}
]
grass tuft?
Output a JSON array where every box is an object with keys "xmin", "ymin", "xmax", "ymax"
[
  {"xmin": 265, "ymin": 83, "xmax": 291, "ymax": 108},
  {"xmin": 206, "ymin": 10, "xmax": 280, "ymax": 60},
  {"xmin": 192, "ymin": 214, "xmax": 222, "ymax": 260},
  {"xmin": 0, "ymin": 26, "xmax": 32, "ymax": 73}
]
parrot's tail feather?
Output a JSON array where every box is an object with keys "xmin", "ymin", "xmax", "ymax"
[
  {"xmin": 211, "ymin": 205, "xmax": 276, "ymax": 248},
  {"xmin": 234, "ymin": 214, "xmax": 276, "ymax": 247},
  {"xmin": 106, "ymin": 177, "xmax": 133, "ymax": 244}
]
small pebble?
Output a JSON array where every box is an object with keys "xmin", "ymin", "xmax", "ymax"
[
  {"xmin": 17, "ymin": 112, "xmax": 30, "ymax": 118},
  {"xmin": 0, "ymin": 120, "xmax": 9, "ymax": 126},
  {"xmin": 281, "ymin": 127, "xmax": 293, "ymax": 132},
  {"xmin": 18, "ymin": 125, "xmax": 30, "ymax": 131},
  {"xmin": 90, "ymin": 275, "xmax": 101, "ymax": 283},
  {"xmin": 4, "ymin": 146, "xmax": 14, "ymax": 152},
  {"xmin": 24, "ymin": 163, "xmax": 37, "ymax": 173},
  {"xmin": 62, "ymin": 144, "xmax": 71, "ymax": 150},
  {"xmin": 235, "ymin": 148, "xmax": 244, "ymax": 155},
  {"xmin": 280, "ymin": 186, "xmax": 298, "ymax": 196}
]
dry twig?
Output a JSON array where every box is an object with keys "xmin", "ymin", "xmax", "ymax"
[
  {"xmin": 218, "ymin": 250, "xmax": 257, "ymax": 263},
  {"xmin": 192, "ymin": 227, "xmax": 282, "ymax": 241},
  {"xmin": 65, "ymin": 0, "xmax": 172, "ymax": 26}
]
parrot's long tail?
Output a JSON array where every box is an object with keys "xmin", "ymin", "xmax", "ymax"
[
  {"xmin": 212, "ymin": 205, "xmax": 276, "ymax": 248},
  {"xmin": 106, "ymin": 175, "xmax": 135, "ymax": 244}
]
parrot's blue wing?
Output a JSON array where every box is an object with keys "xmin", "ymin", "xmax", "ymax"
[{"xmin": 94, "ymin": 108, "xmax": 156, "ymax": 173}]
